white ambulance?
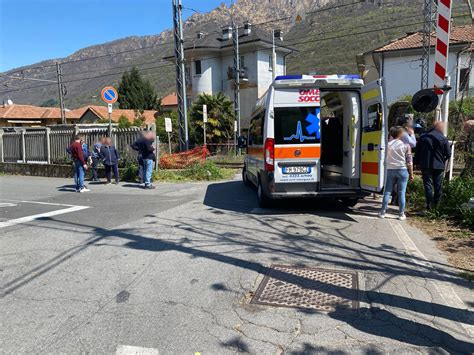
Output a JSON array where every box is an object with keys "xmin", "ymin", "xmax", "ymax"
[{"xmin": 239, "ymin": 74, "xmax": 387, "ymax": 207}]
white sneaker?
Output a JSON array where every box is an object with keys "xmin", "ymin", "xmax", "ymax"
[
  {"xmin": 398, "ymin": 213, "xmax": 406, "ymax": 221},
  {"xmin": 378, "ymin": 211, "xmax": 386, "ymax": 219},
  {"xmin": 79, "ymin": 188, "xmax": 90, "ymax": 193}
]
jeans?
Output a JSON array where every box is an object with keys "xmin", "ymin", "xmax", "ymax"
[
  {"xmin": 105, "ymin": 164, "xmax": 119, "ymax": 183},
  {"xmin": 91, "ymin": 157, "xmax": 100, "ymax": 181},
  {"xmin": 74, "ymin": 160, "xmax": 85, "ymax": 191},
  {"xmin": 144, "ymin": 159, "xmax": 154, "ymax": 186},
  {"xmin": 381, "ymin": 168, "xmax": 409, "ymax": 215},
  {"xmin": 421, "ymin": 169, "xmax": 445, "ymax": 208}
]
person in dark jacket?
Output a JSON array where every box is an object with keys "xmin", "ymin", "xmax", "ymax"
[
  {"xmin": 91, "ymin": 137, "xmax": 105, "ymax": 182},
  {"xmin": 131, "ymin": 132, "xmax": 145, "ymax": 185},
  {"xmin": 99, "ymin": 137, "xmax": 120, "ymax": 184},
  {"xmin": 415, "ymin": 121, "xmax": 451, "ymax": 209}
]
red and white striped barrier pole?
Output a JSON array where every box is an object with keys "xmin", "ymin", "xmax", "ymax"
[{"xmin": 434, "ymin": 0, "xmax": 452, "ymax": 129}]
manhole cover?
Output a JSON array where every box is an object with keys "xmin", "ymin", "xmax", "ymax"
[{"xmin": 251, "ymin": 265, "xmax": 359, "ymax": 312}]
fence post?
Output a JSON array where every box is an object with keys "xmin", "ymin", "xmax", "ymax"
[
  {"xmin": 21, "ymin": 129, "xmax": 26, "ymax": 163},
  {"xmin": 0, "ymin": 130, "xmax": 3, "ymax": 163},
  {"xmin": 45, "ymin": 127, "xmax": 51, "ymax": 164}
]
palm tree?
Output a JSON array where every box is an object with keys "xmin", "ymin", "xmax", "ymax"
[{"xmin": 190, "ymin": 92, "xmax": 235, "ymax": 144}]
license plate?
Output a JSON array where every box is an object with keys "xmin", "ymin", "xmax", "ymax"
[{"xmin": 282, "ymin": 166, "xmax": 311, "ymax": 174}]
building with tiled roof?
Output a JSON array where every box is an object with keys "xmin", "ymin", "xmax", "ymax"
[
  {"xmin": 78, "ymin": 105, "xmax": 158, "ymax": 125},
  {"xmin": 160, "ymin": 93, "xmax": 178, "ymax": 112},
  {"xmin": 0, "ymin": 103, "xmax": 83, "ymax": 127},
  {"xmin": 359, "ymin": 25, "xmax": 473, "ymax": 104}
]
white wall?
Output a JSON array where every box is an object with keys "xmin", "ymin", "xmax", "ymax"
[
  {"xmin": 382, "ymin": 50, "xmax": 468, "ymax": 104},
  {"xmin": 256, "ymin": 50, "xmax": 285, "ymax": 98},
  {"xmin": 191, "ymin": 57, "xmax": 222, "ymax": 99}
]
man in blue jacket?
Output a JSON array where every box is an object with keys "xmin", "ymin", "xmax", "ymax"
[
  {"xmin": 99, "ymin": 137, "xmax": 120, "ymax": 184},
  {"xmin": 416, "ymin": 121, "xmax": 451, "ymax": 210}
]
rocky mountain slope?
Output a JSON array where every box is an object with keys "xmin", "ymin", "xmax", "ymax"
[{"xmin": 0, "ymin": 0, "xmax": 470, "ymax": 108}]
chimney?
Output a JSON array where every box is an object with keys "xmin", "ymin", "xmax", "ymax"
[
  {"xmin": 243, "ymin": 21, "xmax": 252, "ymax": 36},
  {"xmin": 196, "ymin": 31, "xmax": 205, "ymax": 40},
  {"xmin": 222, "ymin": 26, "xmax": 232, "ymax": 40}
]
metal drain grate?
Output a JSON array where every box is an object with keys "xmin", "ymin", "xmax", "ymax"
[{"xmin": 251, "ymin": 265, "xmax": 359, "ymax": 312}]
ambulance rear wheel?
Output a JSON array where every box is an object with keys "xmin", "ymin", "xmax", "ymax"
[
  {"xmin": 242, "ymin": 166, "xmax": 251, "ymax": 187},
  {"xmin": 340, "ymin": 198, "xmax": 359, "ymax": 208},
  {"xmin": 257, "ymin": 179, "xmax": 272, "ymax": 208}
]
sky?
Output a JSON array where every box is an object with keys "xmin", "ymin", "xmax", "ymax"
[{"xmin": 0, "ymin": 0, "xmax": 229, "ymax": 72}]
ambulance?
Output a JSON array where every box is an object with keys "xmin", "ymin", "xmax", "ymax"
[{"xmin": 239, "ymin": 74, "xmax": 387, "ymax": 207}]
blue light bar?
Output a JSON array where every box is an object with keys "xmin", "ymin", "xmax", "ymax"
[
  {"xmin": 275, "ymin": 75, "xmax": 303, "ymax": 80},
  {"xmin": 337, "ymin": 74, "xmax": 361, "ymax": 79}
]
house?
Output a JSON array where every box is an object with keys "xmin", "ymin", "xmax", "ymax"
[
  {"xmin": 359, "ymin": 25, "xmax": 473, "ymax": 105},
  {"xmin": 161, "ymin": 93, "xmax": 178, "ymax": 112},
  {"xmin": 0, "ymin": 103, "xmax": 84, "ymax": 127},
  {"xmin": 78, "ymin": 105, "xmax": 158, "ymax": 125},
  {"xmin": 166, "ymin": 22, "xmax": 294, "ymax": 128}
]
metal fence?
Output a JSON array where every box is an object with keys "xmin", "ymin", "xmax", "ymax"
[{"xmin": 0, "ymin": 124, "xmax": 156, "ymax": 165}]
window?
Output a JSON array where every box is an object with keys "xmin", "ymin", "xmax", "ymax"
[
  {"xmin": 274, "ymin": 107, "xmax": 321, "ymax": 145},
  {"xmin": 195, "ymin": 60, "xmax": 202, "ymax": 75},
  {"xmin": 248, "ymin": 110, "xmax": 264, "ymax": 146},
  {"xmin": 268, "ymin": 55, "xmax": 273, "ymax": 71},
  {"xmin": 239, "ymin": 56, "xmax": 245, "ymax": 69},
  {"xmin": 459, "ymin": 68, "xmax": 470, "ymax": 92},
  {"xmin": 364, "ymin": 103, "xmax": 382, "ymax": 132}
]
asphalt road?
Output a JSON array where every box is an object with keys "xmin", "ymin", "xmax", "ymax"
[{"xmin": 0, "ymin": 175, "xmax": 473, "ymax": 354}]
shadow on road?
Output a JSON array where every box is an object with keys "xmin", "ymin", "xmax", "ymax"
[{"xmin": 2, "ymin": 179, "xmax": 473, "ymax": 353}]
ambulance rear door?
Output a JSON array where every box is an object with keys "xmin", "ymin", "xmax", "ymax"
[{"xmin": 360, "ymin": 79, "xmax": 386, "ymax": 192}]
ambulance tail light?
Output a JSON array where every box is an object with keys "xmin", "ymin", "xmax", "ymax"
[{"xmin": 264, "ymin": 138, "xmax": 275, "ymax": 172}]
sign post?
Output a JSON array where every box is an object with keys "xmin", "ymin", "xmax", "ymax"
[
  {"xmin": 202, "ymin": 104, "xmax": 208, "ymax": 146},
  {"xmin": 165, "ymin": 117, "xmax": 172, "ymax": 154},
  {"xmin": 101, "ymin": 86, "xmax": 119, "ymax": 137}
]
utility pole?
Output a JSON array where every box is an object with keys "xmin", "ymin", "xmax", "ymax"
[
  {"xmin": 172, "ymin": 0, "xmax": 189, "ymax": 151},
  {"xmin": 232, "ymin": 21, "xmax": 241, "ymax": 152},
  {"xmin": 272, "ymin": 30, "xmax": 277, "ymax": 81},
  {"xmin": 56, "ymin": 62, "xmax": 66, "ymax": 124},
  {"xmin": 420, "ymin": 0, "xmax": 433, "ymax": 90}
]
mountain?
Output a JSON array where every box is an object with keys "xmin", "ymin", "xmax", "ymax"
[{"xmin": 0, "ymin": 0, "xmax": 470, "ymax": 108}]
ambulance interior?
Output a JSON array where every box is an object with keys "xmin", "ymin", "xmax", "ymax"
[{"xmin": 319, "ymin": 91, "xmax": 360, "ymax": 189}]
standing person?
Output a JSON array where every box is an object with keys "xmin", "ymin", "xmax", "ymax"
[
  {"xmin": 131, "ymin": 132, "xmax": 145, "ymax": 185},
  {"xmin": 99, "ymin": 137, "xmax": 120, "ymax": 184},
  {"xmin": 416, "ymin": 121, "xmax": 451, "ymax": 210},
  {"xmin": 91, "ymin": 137, "xmax": 105, "ymax": 182},
  {"xmin": 397, "ymin": 116, "xmax": 417, "ymax": 149},
  {"xmin": 69, "ymin": 135, "xmax": 89, "ymax": 193},
  {"xmin": 140, "ymin": 131, "xmax": 156, "ymax": 189},
  {"xmin": 379, "ymin": 126, "xmax": 414, "ymax": 220}
]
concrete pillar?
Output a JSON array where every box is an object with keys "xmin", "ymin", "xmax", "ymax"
[
  {"xmin": 45, "ymin": 128, "xmax": 51, "ymax": 164},
  {"xmin": 21, "ymin": 130, "xmax": 26, "ymax": 163},
  {"xmin": 0, "ymin": 130, "xmax": 4, "ymax": 163}
]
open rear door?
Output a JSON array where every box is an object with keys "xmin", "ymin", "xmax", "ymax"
[{"xmin": 360, "ymin": 79, "xmax": 386, "ymax": 192}]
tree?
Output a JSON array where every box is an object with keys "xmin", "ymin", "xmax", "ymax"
[
  {"xmin": 117, "ymin": 67, "xmax": 161, "ymax": 111},
  {"xmin": 189, "ymin": 92, "xmax": 234, "ymax": 144},
  {"xmin": 40, "ymin": 99, "xmax": 58, "ymax": 107},
  {"xmin": 117, "ymin": 115, "xmax": 131, "ymax": 128}
]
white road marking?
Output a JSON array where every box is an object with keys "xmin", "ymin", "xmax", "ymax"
[
  {"xmin": 389, "ymin": 220, "xmax": 474, "ymax": 338},
  {"xmin": 0, "ymin": 205, "xmax": 89, "ymax": 229},
  {"xmin": 0, "ymin": 203, "xmax": 18, "ymax": 208},
  {"xmin": 116, "ymin": 345, "xmax": 159, "ymax": 355},
  {"xmin": 1, "ymin": 199, "xmax": 79, "ymax": 207}
]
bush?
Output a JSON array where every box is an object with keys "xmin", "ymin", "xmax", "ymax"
[
  {"xmin": 407, "ymin": 175, "xmax": 474, "ymax": 228},
  {"xmin": 121, "ymin": 162, "xmax": 139, "ymax": 182}
]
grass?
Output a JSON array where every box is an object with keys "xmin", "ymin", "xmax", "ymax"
[
  {"xmin": 122, "ymin": 160, "xmax": 235, "ymax": 183},
  {"xmin": 208, "ymin": 153, "xmax": 245, "ymax": 164}
]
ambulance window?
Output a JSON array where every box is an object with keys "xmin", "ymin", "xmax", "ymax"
[
  {"xmin": 249, "ymin": 111, "xmax": 264, "ymax": 146},
  {"xmin": 365, "ymin": 103, "xmax": 382, "ymax": 132},
  {"xmin": 274, "ymin": 107, "xmax": 321, "ymax": 145}
]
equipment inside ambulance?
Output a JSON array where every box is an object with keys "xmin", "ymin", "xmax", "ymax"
[{"xmin": 239, "ymin": 74, "xmax": 387, "ymax": 207}]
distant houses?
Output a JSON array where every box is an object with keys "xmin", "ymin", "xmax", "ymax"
[{"xmin": 0, "ymin": 102, "xmax": 163, "ymax": 127}]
